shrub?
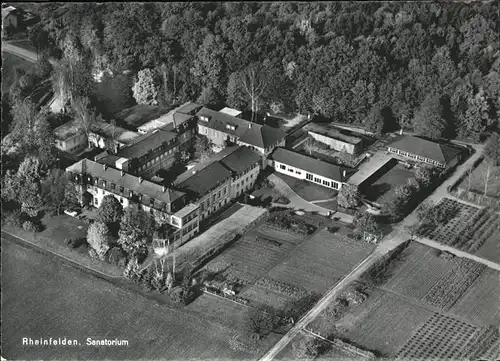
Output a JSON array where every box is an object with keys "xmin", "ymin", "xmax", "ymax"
[
  {"xmin": 106, "ymin": 246, "xmax": 128, "ymax": 267},
  {"xmin": 65, "ymin": 237, "xmax": 87, "ymax": 249},
  {"xmin": 270, "ymin": 100, "xmax": 284, "ymax": 114},
  {"xmin": 275, "ymin": 195, "xmax": 290, "ymax": 205},
  {"xmin": 22, "ymin": 220, "xmax": 43, "ymax": 232},
  {"xmin": 4, "ymin": 210, "xmax": 23, "ymax": 227}
]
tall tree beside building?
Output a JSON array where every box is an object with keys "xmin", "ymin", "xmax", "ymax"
[
  {"xmin": 118, "ymin": 206, "xmax": 156, "ymax": 258},
  {"xmin": 132, "ymin": 68, "xmax": 159, "ymax": 105},
  {"xmin": 87, "ymin": 221, "xmax": 112, "ymax": 260},
  {"xmin": 72, "ymin": 96, "xmax": 95, "ymax": 149},
  {"xmin": 98, "ymin": 195, "xmax": 124, "ymax": 236},
  {"xmin": 337, "ymin": 184, "xmax": 361, "ymax": 209}
]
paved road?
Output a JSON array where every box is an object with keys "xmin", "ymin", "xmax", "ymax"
[{"xmin": 259, "ymin": 143, "xmax": 492, "ymax": 361}]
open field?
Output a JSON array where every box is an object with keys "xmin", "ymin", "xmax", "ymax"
[
  {"xmin": 450, "ymin": 268, "xmax": 500, "ymax": 326},
  {"xmin": 459, "ymin": 160, "xmax": 500, "ymax": 198},
  {"xmin": 1, "ymin": 51, "xmax": 35, "ymax": 94},
  {"xmin": 1, "ymin": 240, "xmax": 249, "ymax": 360},
  {"xmin": 364, "ymin": 161, "xmax": 414, "ymax": 204},
  {"xmin": 346, "ymin": 292, "xmax": 433, "ymax": 357},
  {"xmin": 382, "ymin": 242, "xmax": 453, "ymax": 300},
  {"xmin": 264, "ymin": 229, "xmax": 375, "ymax": 295},
  {"xmin": 396, "ymin": 313, "xmax": 481, "ymax": 359},
  {"xmin": 203, "ymin": 224, "xmax": 304, "ymax": 285},
  {"xmin": 419, "ymin": 198, "xmax": 500, "ymax": 263}
]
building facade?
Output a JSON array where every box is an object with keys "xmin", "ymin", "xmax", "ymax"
[
  {"xmin": 54, "ymin": 120, "xmax": 87, "ymax": 154},
  {"xmin": 196, "ymin": 107, "xmax": 286, "ymax": 156},
  {"xmin": 387, "ymin": 136, "xmax": 462, "ymax": 170},
  {"xmin": 66, "ymin": 159, "xmax": 200, "ymax": 246},
  {"xmin": 304, "ymin": 123, "xmax": 363, "ymax": 155},
  {"xmin": 270, "ymin": 148, "xmax": 348, "ymax": 190}
]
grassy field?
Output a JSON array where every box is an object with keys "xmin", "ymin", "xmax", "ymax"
[
  {"xmin": 1, "ymin": 240, "xmax": 249, "ymax": 360},
  {"xmin": 449, "ymin": 268, "xmax": 500, "ymax": 326},
  {"xmin": 203, "ymin": 224, "xmax": 304, "ymax": 285},
  {"xmin": 265, "ymin": 229, "xmax": 375, "ymax": 295},
  {"xmin": 364, "ymin": 162, "xmax": 414, "ymax": 204},
  {"xmin": 459, "ymin": 161, "xmax": 500, "ymax": 198},
  {"xmin": 1, "ymin": 51, "xmax": 35, "ymax": 94},
  {"xmin": 275, "ymin": 173, "xmax": 335, "ymax": 202}
]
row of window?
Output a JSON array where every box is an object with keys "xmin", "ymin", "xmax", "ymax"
[
  {"xmin": 91, "ymin": 179, "xmax": 169, "ymax": 212},
  {"xmin": 389, "ymin": 148, "xmax": 443, "ymax": 167}
]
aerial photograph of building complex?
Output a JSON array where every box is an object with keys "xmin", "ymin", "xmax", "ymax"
[{"xmin": 1, "ymin": 1, "xmax": 499, "ymax": 360}]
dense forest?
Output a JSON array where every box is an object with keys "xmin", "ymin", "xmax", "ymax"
[{"xmin": 26, "ymin": 2, "xmax": 500, "ymax": 141}]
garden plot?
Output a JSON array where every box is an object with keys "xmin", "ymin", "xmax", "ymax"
[
  {"xmin": 396, "ymin": 313, "xmax": 481, "ymax": 360},
  {"xmin": 422, "ymin": 257, "xmax": 486, "ymax": 311},
  {"xmin": 203, "ymin": 224, "xmax": 304, "ymax": 284},
  {"xmin": 383, "ymin": 242, "xmax": 461, "ymax": 301},
  {"xmin": 266, "ymin": 229, "xmax": 375, "ymax": 295},
  {"xmin": 344, "ymin": 292, "xmax": 433, "ymax": 357},
  {"xmin": 418, "ymin": 198, "xmax": 479, "ymax": 245},
  {"xmin": 450, "ymin": 268, "xmax": 500, "ymax": 326}
]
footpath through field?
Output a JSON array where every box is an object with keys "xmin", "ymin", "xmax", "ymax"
[{"xmin": 259, "ymin": 143, "xmax": 492, "ymax": 361}]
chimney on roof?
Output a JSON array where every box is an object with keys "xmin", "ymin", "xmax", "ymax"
[
  {"xmin": 342, "ymin": 169, "xmax": 347, "ymax": 178},
  {"xmin": 121, "ymin": 170, "xmax": 124, "ymax": 177},
  {"xmin": 139, "ymin": 177, "xmax": 143, "ymax": 184},
  {"xmin": 103, "ymin": 164, "xmax": 107, "ymax": 171},
  {"xmin": 248, "ymin": 123, "xmax": 252, "ymax": 129},
  {"xmin": 162, "ymin": 185, "xmax": 167, "ymax": 192}
]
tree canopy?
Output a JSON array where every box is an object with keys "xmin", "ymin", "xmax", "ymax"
[{"xmin": 30, "ymin": 2, "xmax": 498, "ymax": 141}]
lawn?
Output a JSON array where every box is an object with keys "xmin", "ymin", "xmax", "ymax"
[
  {"xmin": 2, "ymin": 213, "xmax": 122, "ymax": 277},
  {"xmin": 203, "ymin": 223, "xmax": 305, "ymax": 285},
  {"xmin": 363, "ymin": 161, "xmax": 415, "ymax": 204},
  {"xmin": 1, "ymin": 240, "xmax": 250, "ymax": 360},
  {"xmin": 276, "ymin": 172, "xmax": 335, "ymax": 202},
  {"xmin": 459, "ymin": 160, "xmax": 500, "ymax": 198},
  {"xmin": 1, "ymin": 51, "xmax": 35, "ymax": 95},
  {"xmin": 261, "ymin": 228, "xmax": 375, "ymax": 295}
]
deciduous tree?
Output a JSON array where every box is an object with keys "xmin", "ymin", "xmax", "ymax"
[
  {"xmin": 132, "ymin": 68, "xmax": 159, "ymax": 105},
  {"xmin": 337, "ymin": 184, "xmax": 361, "ymax": 209},
  {"xmin": 118, "ymin": 206, "xmax": 156, "ymax": 257},
  {"xmin": 87, "ymin": 221, "xmax": 111, "ymax": 260},
  {"xmin": 98, "ymin": 194, "xmax": 124, "ymax": 235}
]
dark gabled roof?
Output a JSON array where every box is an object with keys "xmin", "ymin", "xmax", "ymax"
[
  {"xmin": 176, "ymin": 161, "xmax": 232, "ymax": 197},
  {"xmin": 271, "ymin": 147, "xmax": 345, "ymax": 182},
  {"xmin": 116, "ymin": 128, "xmax": 177, "ymax": 159},
  {"xmin": 196, "ymin": 107, "xmax": 285, "ymax": 149},
  {"xmin": 176, "ymin": 101, "xmax": 202, "ymax": 115},
  {"xmin": 387, "ymin": 135, "xmax": 462, "ymax": 165},
  {"xmin": 220, "ymin": 146, "xmax": 261, "ymax": 174},
  {"xmin": 66, "ymin": 159, "xmax": 185, "ymax": 205}
]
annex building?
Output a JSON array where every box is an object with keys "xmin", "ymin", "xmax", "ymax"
[
  {"xmin": 270, "ymin": 147, "xmax": 349, "ymax": 190},
  {"xmin": 387, "ymin": 135, "xmax": 462, "ymax": 169},
  {"xmin": 304, "ymin": 123, "xmax": 364, "ymax": 155}
]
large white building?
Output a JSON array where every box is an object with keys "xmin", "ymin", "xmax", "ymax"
[
  {"xmin": 270, "ymin": 147, "xmax": 349, "ymax": 190},
  {"xmin": 54, "ymin": 120, "xmax": 87, "ymax": 154},
  {"xmin": 66, "ymin": 159, "xmax": 200, "ymax": 246}
]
